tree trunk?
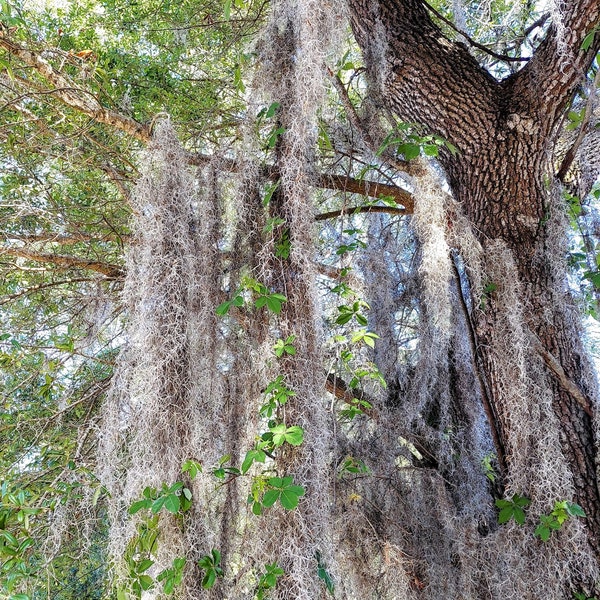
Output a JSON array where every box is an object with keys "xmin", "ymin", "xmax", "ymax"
[{"xmin": 349, "ymin": 0, "xmax": 600, "ymax": 559}]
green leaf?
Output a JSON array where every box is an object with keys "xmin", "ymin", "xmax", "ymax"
[
  {"xmin": 335, "ymin": 313, "xmax": 353, "ymax": 325},
  {"xmin": 136, "ymin": 559, "xmax": 154, "ymax": 573},
  {"xmin": 139, "ymin": 575, "xmax": 154, "ymax": 591},
  {"xmin": 163, "ymin": 494, "xmax": 181, "ymax": 514},
  {"xmin": 262, "ymin": 180, "xmax": 280, "ymax": 206},
  {"xmin": 284, "ymin": 425, "xmax": 304, "ymax": 446},
  {"xmin": 182, "ymin": 459, "xmax": 202, "ymax": 480},
  {"xmin": 512, "ymin": 507, "xmax": 526, "ymax": 525},
  {"xmin": 262, "ymin": 489, "xmax": 280, "ymax": 508},
  {"xmin": 534, "ymin": 523, "xmax": 551, "ymax": 542},
  {"xmin": 581, "ymin": 29, "xmax": 596, "ymax": 51},
  {"xmin": 497, "ymin": 506, "xmax": 513, "ymax": 524},
  {"xmin": 398, "ymin": 143, "xmax": 420, "ymax": 160},
  {"xmin": 151, "ymin": 496, "xmax": 167, "ymax": 513},
  {"xmin": 279, "ymin": 488, "xmax": 300, "ymax": 510},
  {"xmin": 216, "ymin": 300, "xmax": 232, "ymax": 315},
  {"xmin": 265, "ymin": 102, "xmax": 280, "ymax": 118},
  {"xmin": 224, "ymin": 0, "xmax": 232, "ymax": 20},
  {"xmin": 202, "ymin": 570, "xmax": 217, "ymax": 589},
  {"xmin": 265, "ymin": 296, "xmax": 282, "ymax": 313},
  {"xmin": 566, "ymin": 502, "xmax": 586, "ymax": 518},
  {"xmin": 128, "ymin": 499, "xmax": 151, "ymax": 515}
]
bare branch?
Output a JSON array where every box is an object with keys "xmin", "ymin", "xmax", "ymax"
[
  {"xmin": 557, "ymin": 67, "xmax": 600, "ymax": 184},
  {"xmin": 0, "ymin": 277, "xmax": 98, "ymax": 305}
]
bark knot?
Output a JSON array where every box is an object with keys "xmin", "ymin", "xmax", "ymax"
[{"xmin": 506, "ymin": 113, "xmax": 536, "ymax": 135}]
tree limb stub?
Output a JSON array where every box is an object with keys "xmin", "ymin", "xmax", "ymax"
[{"xmin": 531, "ymin": 334, "xmax": 594, "ymax": 418}]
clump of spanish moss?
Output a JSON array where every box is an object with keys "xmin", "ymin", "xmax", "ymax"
[
  {"xmin": 248, "ymin": 1, "xmax": 345, "ymax": 596},
  {"xmin": 98, "ymin": 120, "xmax": 226, "ymax": 596}
]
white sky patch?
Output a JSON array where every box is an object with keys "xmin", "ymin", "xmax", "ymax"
[{"xmin": 25, "ymin": 0, "xmax": 71, "ymax": 11}]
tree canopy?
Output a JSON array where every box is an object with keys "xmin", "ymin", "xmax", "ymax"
[{"xmin": 0, "ymin": 0, "xmax": 599, "ymax": 599}]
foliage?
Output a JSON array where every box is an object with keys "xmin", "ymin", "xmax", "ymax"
[
  {"xmin": 198, "ymin": 549, "xmax": 224, "ymax": 590},
  {"xmin": 495, "ymin": 494, "xmax": 531, "ymax": 525},
  {"xmin": 534, "ymin": 501, "xmax": 586, "ymax": 542},
  {"xmin": 128, "ymin": 482, "xmax": 193, "ymax": 516},
  {"xmin": 255, "ymin": 562, "xmax": 284, "ymax": 600}
]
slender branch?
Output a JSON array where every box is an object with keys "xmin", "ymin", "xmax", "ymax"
[
  {"xmin": 451, "ymin": 252, "xmax": 508, "ymax": 477},
  {"xmin": 0, "ymin": 277, "xmax": 98, "ymax": 305},
  {"xmin": 1, "ymin": 232, "xmax": 127, "ymax": 245},
  {"xmin": 557, "ymin": 66, "xmax": 600, "ymax": 184},
  {"xmin": 316, "ymin": 205, "xmax": 407, "ymax": 221},
  {"xmin": 421, "ymin": 0, "xmax": 529, "ymax": 63},
  {"xmin": 327, "ymin": 67, "xmax": 415, "ymax": 175}
]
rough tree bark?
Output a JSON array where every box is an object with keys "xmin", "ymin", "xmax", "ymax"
[{"xmin": 349, "ymin": 0, "xmax": 600, "ymax": 552}]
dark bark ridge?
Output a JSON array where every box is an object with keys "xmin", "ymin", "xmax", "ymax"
[{"xmin": 349, "ymin": 0, "xmax": 600, "ymax": 550}]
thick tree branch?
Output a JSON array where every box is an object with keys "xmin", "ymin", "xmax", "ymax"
[
  {"xmin": 0, "ymin": 32, "xmax": 150, "ymax": 142},
  {"xmin": 1, "ymin": 246, "xmax": 123, "ymax": 278},
  {"xmin": 188, "ymin": 152, "xmax": 416, "ymax": 209},
  {"xmin": 348, "ymin": 0, "xmax": 498, "ymax": 153},
  {"xmin": 316, "ymin": 174, "xmax": 414, "ymax": 211},
  {"xmin": 509, "ymin": 1, "xmax": 600, "ymax": 129},
  {"xmin": 0, "ymin": 34, "xmax": 415, "ymax": 211}
]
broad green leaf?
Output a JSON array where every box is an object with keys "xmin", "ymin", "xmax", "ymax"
[
  {"xmin": 262, "ymin": 490, "xmax": 280, "ymax": 508},
  {"xmin": 202, "ymin": 570, "xmax": 217, "ymax": 589},
  {"xmin": 284, "ymin": 426, "xmax": 304, "ymax": 446},
  {"xmin": 581, "ymin": 29, "xmax": 596, "ymax": 51},
  {"xmin": 163, "ymin": 494, "xmax": 180, "ymax": 514},
  {"xmin": 567, "ymin": 502, "xmax": 586, "ymax": 518},
  {"xmin": 136, "ymin": 559, "xmax": 154, "ymax": 573},
  {"xmin": 513, "ymin": 507, "xmax": 526, "ymax": 525},
  {"xmin": 151, "ymin": 496, "xmax": 167, "ymax": 514},
  {"xmin": 265, "ymin": 102, "xmax": 280, "ymax": 118},
  {"xmin": 498, "ymin": 506, "xmax": 514, "ymax": 524},
  {"xmin": 139, "ymin": 575, "xmax": 154, "ymax": 591},
  {"xmin": 398, "ymin": 143, "xmax": 420, "ymax": 160},
  {"xmin": 279, "ymin": 489, "xmax": 300, "ymax": 510}
]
